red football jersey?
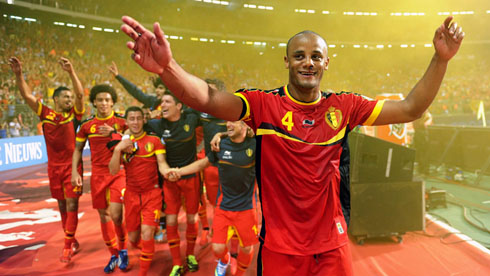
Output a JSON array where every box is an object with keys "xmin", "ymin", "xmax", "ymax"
[
  {"xmin": 121, "ymin": 132, "xmax": 166, "ymax": 193},
  {"xmin": 236, "ymin": 85, "xmax": 384, "ymax": 255},
  {"xmin": 76, "ymin": 111, "xmax": 127, "ymax": 171},
  {"xmin": 37, "ymin": 101, "xmax": 84, "ymax": 165}
]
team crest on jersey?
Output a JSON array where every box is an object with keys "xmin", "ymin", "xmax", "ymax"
[
  {"xmin": 246, "ymin": 148, "xmax": 253, "ymax": 157},
  {"xmin": 113, "ymin": 123, "xmax": 120, "ymax": 131},
  {"xmin": 325, "ymin": 107, "xmax": 342, "ymax": 130},
  {"xmin": 183, "ymin": 124, "xmax": 190, "ymax": 132},
  {"xmin": 145, "ymin": 142, "xmax": 154, "ymax": 153}
]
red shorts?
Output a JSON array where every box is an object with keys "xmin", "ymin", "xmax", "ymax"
[
  {"xmin": 90, "ymin": 170, "xmax": 126, "ymax": 209},
  {"xmin": 164, "ymin": 177, "xmax": 200, "ymax": 215},
  {"xmin": 48, "ymin": 163, "xmax": 83, "ymax": 200},
  {"xmin": 124, "ymin": 188, "xmax": 162, "ymax": 232},
  {"xmin": 203, "ymin": 165, "xmax": 219, "ymax": 206},
  {"xmin": 212, "ymin": 208, "xmax": 258, "ymax": 247},
  {"xmin": 259, "ymin": 243, "xmax": 353, "ymax": 276}
]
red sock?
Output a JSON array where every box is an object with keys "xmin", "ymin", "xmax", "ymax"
[
  {"xmin": 139, "ymin": 239, "xmax": 154, "ymax": 276},
  {"xmin": 167, "ymin": 224, "xmax": 182, "ymax": 266},
  {"xmin": 100, "ymin": 221, "xmax": 118, "ymax": 256},
  {"xmin": 64, "ymin": 211, "xmax": 78, "ymax": 249},
  {"xmin": 60, "ymin": 211, "xmax": 67, "ymax": 230},
  {"xmin": 236, "ymin": 249, "xmax": 254, "ymax": 276},
  {"xmin": 186, "ymin": 221, "xmax": 198, "ymax": 256},
  {"xmin": 198, "ymin": 195, "xmax": 209, "ymax": 230},
  {"xmin": 230, "ymin": 233, "xmax": 239, "ymax": 256},
  {"xmin": 214, "ymin": 246, "xmax": 229, "ymax": 263},
  {"xmin": 114, "ymin": 222, "xmax": 128, "ymax": 250}
]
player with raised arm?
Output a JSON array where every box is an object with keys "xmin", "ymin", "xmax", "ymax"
[
  {"xmin": 121, "ymin": 16, "xmax": 464, "ymax": 275},
  {"xmin": 9, "ymin": 56, "xmax": 85, "ymax": 263}
]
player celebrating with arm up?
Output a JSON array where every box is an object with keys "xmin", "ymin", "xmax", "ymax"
[
  {"xmin": 9, "ymin": 56, "xmax": 85, "ymax": 263},
  {"xmin": 121, "ymin": 16, "xmax": 464, "ymax": 276}
]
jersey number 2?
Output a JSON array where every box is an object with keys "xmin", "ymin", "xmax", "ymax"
[{"xmin": 281, "ymin": 111, "xmax": 294, "ymax": 131}]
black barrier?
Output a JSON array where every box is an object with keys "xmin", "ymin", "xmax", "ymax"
[{"xmin": 427, "ymin": 125, "xmax": 490, "ymax": 176}]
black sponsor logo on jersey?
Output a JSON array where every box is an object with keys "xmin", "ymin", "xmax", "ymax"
[{"xmin": 302, "ymin": 119, "xmax": 315, "ymax": 127}]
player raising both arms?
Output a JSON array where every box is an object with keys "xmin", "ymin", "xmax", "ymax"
[{"xmin": 9, "ymin": 56, "xmax": 85, "ymax": 263}]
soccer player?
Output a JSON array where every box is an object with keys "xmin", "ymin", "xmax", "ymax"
[
  {"xmin": 146, "ymin": 91, "xmax": 201, "ymax": 276},
  {"xmin": 108, "ymin": 106, "xmax": 173, "ymax": 276},
  {"xmin": 170, "ymin": 120, "xmax": 258, "ymax": 276},
  {"xmin": 9, "ymin": 56, "xmax": 85, "ymax": 263},
  {"xmin": 71, "ymin": 84, "xmax": 129, "ymax": 273},
  {"xmin": 121, "ymin": 16, "xmax": 464, "ymax": 275}
]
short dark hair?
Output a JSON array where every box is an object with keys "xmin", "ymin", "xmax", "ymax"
[
  {"xmin": 286, "ymin": 30, "xmax": 327, "ymax": 56},
  {"xmin": 124, "ymin": 106, "xmax": 143, "ymax": 118},
  {"xmin": 53, "ymin": 86, "xmax": 70, "ymax": 99},
  {"xmin": 163, "ymin": 90, "xmax": 182, "ymax": 105},
  {"xmin": 89, "ymin": 84, "xmax": 117, "ymax": 104},
  {"xmin": 205, "ymin": 78, "xmax": 226, "ymax": 91}
]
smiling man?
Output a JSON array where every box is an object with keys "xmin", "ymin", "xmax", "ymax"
[
  {"xmin": 146, "ymin": 91, "xmax": 201, "ymax": 276},
  {"xmin": 121, "ymin": 15, "xmax": 464, "ymax": 276}
]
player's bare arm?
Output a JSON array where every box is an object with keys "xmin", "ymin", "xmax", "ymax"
[
  {"xmin": 8, "ymin": 57, "xmax": 38, "ymax": 112},
  {"xmin": 374, "ymin": 16, "xmax": 464, "ymax": 125},
  {"xmin": 176, "ymin": 157, "xmax": 211, "ymax": 177},
  {"xmin": 121, "ymin": 16, "xmax": 243, "ymax": 121},
  {"xmin": 71, "ymin": 141, "xmax": 85, "ymax": 187},
  {"xmin": 60, "ymin": 57, "xmax": 85, "ymax": 113},
  {"xmin": 156, "ymin": 153, "xmax": 178, "ymax": 181}
]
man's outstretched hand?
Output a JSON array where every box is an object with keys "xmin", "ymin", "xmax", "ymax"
[
  {"xmin": 434, "ymin": 16, "xmax": 464, "ymax": 62},
  {"xmin": 121, "ymin": 16, "xmax": 172, "ymax": 74}
]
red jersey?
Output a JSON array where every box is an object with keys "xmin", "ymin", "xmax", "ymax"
[
  {"xmin": 76, "ymin": 111, "xmax": 127, "ymax": 171},
  {"xmin": 121, "ymin": 132, "xmax": 166, "ymax": 193},
  {"xmin": 236, "ymin": 85, "xmax": 384, "ymax": 255},
  {"xmin": 37, "ymin": 101, "xmax": 84, "ymax": 165}
]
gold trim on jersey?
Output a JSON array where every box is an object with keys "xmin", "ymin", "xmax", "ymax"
[
  {"xmin": 76, "ymin": 137, "xmax": 87, "ymax": 142},
  {"xmin": 218, "ymin": 160, "xmax": 255, "ymax": 168},
  {"xmin": 88, "ymin": 134, "xmax": 109, "ymax": 138},
  {"xmin": 235, "ymin": 93, "xmax": 251, "ymax": 121},
  {"xmin": 135, "ymin": 152, "xmax": 155, "ymax": 158},
  {"xmin": 96, "ymin": 111, "xmax": 114, "ymax": 120},
  {"xmin": 164, "ymin": 133, "xmax": 194, "ymax": 143},
  {"xmin": 284, "ymin": 85, "xmax": 321, "ymax": 106},
  {"xmin": 36, "ymin": 101, "xmax": 42, "ymax": 116},
  {"xmin": 155, "ymin": 149, "xmax": 166, "ymax": 155},
  {"xmin": 363, "ymin": 100, "xmax": 385, "ymax": 126},
  {"xmin": 256, "ymin": 125, "xmax": 347, "ymax": 146},
  {"xmin": 134, "ymin": 132, "xmax": 147, "ymax": 141}
]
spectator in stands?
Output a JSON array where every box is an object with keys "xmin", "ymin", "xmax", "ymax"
[{"xmin": 9, "ymin": 116, "xmax": 21, "ymax": 137}]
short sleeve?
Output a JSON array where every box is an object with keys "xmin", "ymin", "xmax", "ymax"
[{"xmin": 348, "ymin": 94, "xmax": 385, "ymax": 128}]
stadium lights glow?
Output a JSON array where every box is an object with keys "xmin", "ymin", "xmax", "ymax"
[
  {"xmin": 7, "ymin": 0, "xmax": 14, "ymax": 4},
  {"xmin": 487, "ymin": 10, "xmax": 490, "ymax": 14},
  {"xmin": 328, "ymin": 44, "xmax": 336, "ymax": 48},
  {"xmin": 400, "ymin": 44, "xmax": 408, "ymax": 48},
  {"xmin": 245, "ymin": 41, "xmax": 253, "ymax": 45},
  {"xmin": 10, "ymin": 15, "xmax": 22, "ymax": 20},
  {"xmin": 24, "ymin": 17, "xmax": 36, "ymax": 22},
  {"xmin": 190, "ymin": 37, "xmax": 199, "ymax": 41},
  {"xmin": 424, "ymin": 43, "xmax": 432, "ymax": 47},
  {"xmin": 390, "ymin": 12, "xmax": 425, "ymax": 16},
  {"xmin": 364, "ymin": 45, "xmax": 368, "ymax": 48},
  {"xmin": 438, "ymin": 12, "xmax": 450, "ymax": 15},
  {"xmin": 278, "ymin": 43, "xmax": 287, "ymax": 47},
  {"xmin": 227, "ymin": 40, "xmax": 235, "ymax": 44},
  {"xmin": 54, "ymin": 22, "xmax": 65, "ymax": 26},
  {"xmin": 244, "ymin": 4, "xmax": 273, "ymax": 10},
  {"xmin": 388, "ymin": 45, "xmax": 392, "ymax": 48},
  {"xmin": 92, "ymin": 27, "xmax": 102, "ymax": 31},
  {"xmin": 3, "ymin": 14, "xmax": 7, "ymax": 18},
  {"xmin": 344, "ymin": 11, "xmax": 376, "ymax": 16},
  {"xmin": 196, "ymin": 0, "xmax": 229, "ymax": 5},
  {"xmin": 66, "ymin": 23, "xmax": 77, "ymax": 28},
  {"xmin": 376, "ymin": 45, "xmax": 384, "ymax": 49},
  {"xmin": 200, "ymin": 38, "xmax": 208, "ymax": 42},
  {"xmin": 353, "ymin": 45, "xmax": 361, "ymax": 48},
  {"xmin": 169, "ymin": 35, "xmax": 181, "ymax": 40},
  {"xmin": 322, "ymin": 11, "xmax": 330, "ymax": 14},
  {"xmin": 78, "ymin": 25, "xmax": 85, "ymax": 29},
  {"xmin": 103, "ymin": 28, "xmax": 114, "ymax": 33},
  {"xmin": 410, "ymin": 44, "xmax": 415, "ymax": 47},
  {"xmin": 332, "ymin": 54, "xmax": 337, "ymax": 57}
]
